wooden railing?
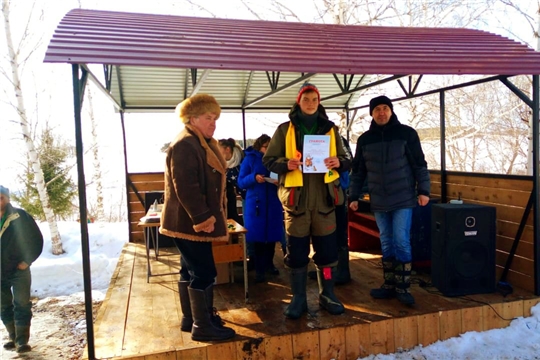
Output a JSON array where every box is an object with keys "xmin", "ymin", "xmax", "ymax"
[{"xmin": 430, "ymin": 171, "xmax": 534, "ymax": 292}]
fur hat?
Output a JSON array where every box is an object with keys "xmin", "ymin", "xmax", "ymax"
[
  {"xmin": 369, "ymin": 95, "xmax": 393, "ymax": 115},
  {"xmin": 0, "ymin": 185, "xmax": 9, "ymax": 198},
  {"xmin": 175, "ymin": 94, "xmax": 221, "ymax": 124},
  {"xmin": 297, "ymin": 82, "xmax": 320, "ymax": 104}
]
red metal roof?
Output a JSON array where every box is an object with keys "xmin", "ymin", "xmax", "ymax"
[{"xmin": 44, "ymin": 8, "xmax": 540, "ymax": 76}]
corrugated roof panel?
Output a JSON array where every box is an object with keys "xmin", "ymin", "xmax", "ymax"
[
  {"xmin": 45, "ymin": 9, "xmax": 540, "ymax": 75},
  {"xmin": 45, "ymin": 9, "xmax": 540, "ymax": 112}
]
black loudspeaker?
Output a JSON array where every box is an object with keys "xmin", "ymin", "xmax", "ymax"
[
  {"xmin": 431, "ymin": 203, "xmax": 496, "ymax": 296},
  {"xmin": 410, "ymin": 198, "xmax": 440, "ymax": 269},
  {"xmin": 144, "ymin": 192, "xmax": 175, "ymax": 248}
]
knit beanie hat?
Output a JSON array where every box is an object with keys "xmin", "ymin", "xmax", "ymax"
[
  {"xmin": 297, "ymin": 82, "xmax": 320, "ymax": 104},
  {"xmin": 0, "ymin": 185, "xmax": 9, "ymax": 198},
  {"xmin": 369, "ymin": 95, "xmax": 393, "ymax": 116}
]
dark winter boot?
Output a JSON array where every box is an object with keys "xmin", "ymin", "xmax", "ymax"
[
  {"xmin": 370, "ymin": 257, "xmax": 396, "ymax": 299},
  {"xmin": 317, "ymin": 267, "xmax": 345, "ymax": 315},
  {"xmin": 284, "ymin": 266, "xmax": 308, "ymax": 319},
  {"xmin": 267, "ymin": 245, "xmax": 279, "ymax": 275},
  {"xmin": 179, "ymin": 281, "xmax": 224, "ymax": 332},
  {"xmin": 178, "ymin": 281, "xmax": 193, "ymax": 332},
  {"xmin": 204, "ymin": 284, "xmax": 225, "ymax": 329},
  {"xmin": 188, "ymin": 285, "xmax": 235, "ymax": 342},
  {"xmin": 254, "ymin": 252, "xmax": 267, "ymax": 283},
  {"xmin": 334, "ymin": 246, "xmax": 352, "ymax": 285},
  {"xmin": 15, "ymin": 325, "xmax": 31, "ymax": 353},
  {"xmin": 3, "ymin": 322, "xmax": 15, "ymax": 350},
  {"xmin": 395, "ymin": 262, "xmax": 415, "ymax": 305}
]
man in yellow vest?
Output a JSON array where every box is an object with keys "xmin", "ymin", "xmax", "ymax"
[{"xmin": 263, "ymin": 83, "xmax": 350, "ymax": 319}]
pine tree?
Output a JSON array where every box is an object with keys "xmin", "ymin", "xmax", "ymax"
[{"xmin": 13, "ymin": 127, "xmax": 77, "ymax": 221}]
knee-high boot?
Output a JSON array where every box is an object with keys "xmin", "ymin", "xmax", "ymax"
[
  {"xmin": 178, "ymin": 281, "xmax": 192, "ymax": 332},
  {"xmin": 179, "ymin": 281, "xmax": 224, "ymax": 332},
  {"xmin": 188, "ymin": 285, "xmax": 235, "ymax": 342},
  {"xmin": 370, "ymin": 257, "xmax": 396, "ymax": 299},
  {"xmin": 395, "ymin": 262, "xmax": 415, "ymax": 305},
  {"xmin": 284, "ymin": 266, "xmax": 308, "ymax": 319},
  {"xmin": 317, "ymin": 267, "xmax": 345, "ymax": 315},
  {"xmin": 334, "ymin": 246, "xmax": 352, "ymax": 285},
  {"xmin": 15, "ymin": 325, "xmax": 31, "ymax": 353},
  {"xmin": 3, "ymin": 322, "xmax": 15, "ymax": 349}
]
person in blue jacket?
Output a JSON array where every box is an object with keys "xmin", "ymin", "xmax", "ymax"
[{"xmin": 238, "ymin": 134, "xmax": 284, "ymax": 283}]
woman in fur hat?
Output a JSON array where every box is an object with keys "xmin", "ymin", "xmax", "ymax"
[{"xmin": 160, "ymin": 94, "xmax": 235, "ymax": 342}]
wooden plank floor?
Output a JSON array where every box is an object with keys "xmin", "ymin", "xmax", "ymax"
[{"xmin": 87, "ymin": 242, "xmax": 540, "ymax": 360}]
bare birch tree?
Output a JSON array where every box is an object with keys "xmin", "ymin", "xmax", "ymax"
[
  {"xmin": 491, "ymin": 0, "xmax": 540, "ymax": 174},
  {"xmin": 1, "ymin": 0, "xmax": 63, "ymax": 254},
  {"xmin": 86, "ymin": 87, "xmax": 105, "ymax": 222}
]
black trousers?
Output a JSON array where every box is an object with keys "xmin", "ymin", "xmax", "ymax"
[
  {"xmin": 335, "ymin": 203, "xmax": 349, "ymax": 249},
  {"xmin": 284, "ymin": 232, "xmax": 338, "ymax": 269},
  {"xmin": 253, "ymin": 242, "xmax": 277, "ymax": 274},
  {"xmin": 174, "ymin": 238, "xmax": 217, "ymax": 290}
]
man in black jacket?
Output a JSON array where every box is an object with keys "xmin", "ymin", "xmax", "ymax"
[
  {"xmin": 0, "ymin": 185, "xmax": 44, "ymax": 353},
  {"xmin": 349, "ymin": 96, "xmax": 430, "ymax": 306}
]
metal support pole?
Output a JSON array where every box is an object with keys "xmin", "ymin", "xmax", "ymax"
[
  {"xmin": 439, "ymin": 91, "xmax": 447, "ymax": 202},
  {"xmin": 532, "ymin": 75, "xmax": 540, "ymax": 295},
  {"xmin": 242, "ymin": 108, "xmax": 247, "ymax": 149},
  {"xmin": 72, "ymin": 64, "xmax": 95, "ymax": 359}
]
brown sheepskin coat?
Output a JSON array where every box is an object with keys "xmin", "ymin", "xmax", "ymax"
[{"xmin": 159, "ymin": 124, "xmax": 229, "ymax": 242}]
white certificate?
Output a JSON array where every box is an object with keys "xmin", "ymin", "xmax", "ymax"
[{"xmin": 303, "ymin": 135, "xmax": 330, "ymax": 173}]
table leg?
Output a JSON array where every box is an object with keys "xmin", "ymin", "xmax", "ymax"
[
  {"xmin": 241, "ymin": 234, "xmax": 249, "ymax": 303},
  {"xmin": 145, "ymin": 227, "xmax": 152, "ymax": 283}
]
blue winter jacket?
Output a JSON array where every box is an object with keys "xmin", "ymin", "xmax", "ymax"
[{"xmin": 237, "ymin": 147, "xmax": 284, "ymax": 243}]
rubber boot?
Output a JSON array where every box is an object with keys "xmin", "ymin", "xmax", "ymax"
[
  {"xmin": 317, "ymin": 267, "xmax": 345, "ymax": 315},
  {"xmin": 15, "ymin": 325, "xmax": 31, "ymax": 353},
  {"xmin": 370, "ymin": 257, "xmax": 396, "ymax": 299},
  {"xmin": 3, "ymin": 322, "xmax": 15, "ymax": 349},
  {"xmin": 395, "ymin": 262, "xmax": 415, "ymax": 305},
  {"xmin": 188, "ymin": 286, "xmax": 235, "ymax": 342},
  {"xmin": 284, "ymin": 266, "xmax": 308, "ymax": 319},
  {"xmin": 334, "ymin": 246, "xmax": 352, "ymax": 285}
]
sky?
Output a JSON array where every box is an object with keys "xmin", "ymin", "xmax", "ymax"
[{"xmin": 4, "ymin": 219, "xmax": 540, "ymax": 359}]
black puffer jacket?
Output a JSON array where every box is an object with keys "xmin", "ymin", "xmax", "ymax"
[
  {"xmin": 350, "ymin": 114, "xmax": 430, "ymax": 212},
  {"xmin": 0, "ymin": 203, "xmax": 44, "ymax": 277}
]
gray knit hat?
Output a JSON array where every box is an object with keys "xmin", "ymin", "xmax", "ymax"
[{"xmin": 0, "ymin": 185, "xmax": 9, "ymax": 198}]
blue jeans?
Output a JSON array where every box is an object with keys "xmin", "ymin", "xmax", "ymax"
[
  {"xmin": 374, "ymin": 208, "xmax": 413, "ymax": 263},
  {"xmin": 1, "ymin": 268, "xmax": 32, "ymax": 327}
]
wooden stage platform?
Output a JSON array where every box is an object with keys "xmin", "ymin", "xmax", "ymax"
[{"xmin": 86, "ymin": 242, "xmax": 540, "ymax": 360}]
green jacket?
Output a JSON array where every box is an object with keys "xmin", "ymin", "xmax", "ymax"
[{"xmin": 0, "ymin": 203, "xmax": 44, "ymax": 277}]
